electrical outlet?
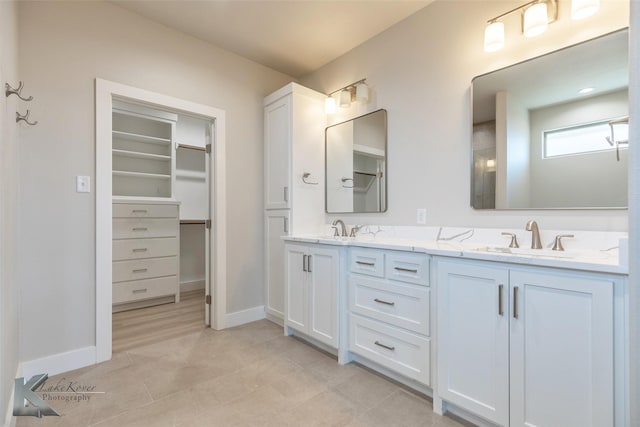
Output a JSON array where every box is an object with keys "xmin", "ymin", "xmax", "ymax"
[
  {"xmin": 76, "ymin": 176, "xmax": 90, "ymax": 193},
  {"xmin": 416, "ymin": 208, "xmax": 426, "ymax": 225}
]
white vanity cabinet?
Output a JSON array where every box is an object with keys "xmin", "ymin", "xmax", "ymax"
[
  {"xmin": 263, "ymin": 83, "xmax": 326, "ymax": 322},
  {"xmin": 285, "ymin": 242, "xmax": 340, "ymax": 348},
  {"xmin": 436, "ymin": 257, "xmax": 619, "ymax": 427},
  {"xmin": 348, "ymin": 248, "xmax": 431, "ymax": 386}
]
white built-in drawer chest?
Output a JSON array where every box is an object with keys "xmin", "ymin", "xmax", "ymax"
[
  {"xmin": 348, "ymin": 247, "xmax": 431, "ymax": 386},
  {"xmin": 112, "ymin": 200, "xmax": 180, "ymax": 310}
]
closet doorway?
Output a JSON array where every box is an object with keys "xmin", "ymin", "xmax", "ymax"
[{"xmin": 96, "ymin": 79, "xmax": 227, "ymax": 363}]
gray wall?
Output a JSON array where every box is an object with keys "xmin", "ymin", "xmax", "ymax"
[
  {"xmin": 302, "ymin": 0, "xmax": 628, "ymax": 231},
  {"xmin": 0, "ymin": 2, "xmax": 19, "ymax": 423},
  {"xmin": 17, "ymin": 1, "xmax": 292, "ymax": 363}
]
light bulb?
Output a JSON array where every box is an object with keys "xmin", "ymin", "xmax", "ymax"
[
  {"xmin": 339, "ymin": 89, "xmax": 351, "ymax": 108},
  {"xmin": 524, "ymin": 2, "xmax": 548, "ymax": 38},
  {"xmin": 484, "ymin": 21, "xmax": 505, "ymax": 52},
  {"xmin": 571, "ymin": 0, "xmax": 599, "ymax": 20}
]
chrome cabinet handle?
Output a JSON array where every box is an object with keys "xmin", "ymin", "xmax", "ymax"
[
  {"xmin": 132, "ymin": 227, "xmax": 148, "ymax": 231},
  {"xmin": 132, "ymin": 268, "xmax": 148, "ymax": 273},
  {"xmin": 132, "ymin": 209, "xmax": 147, "ymax": 214},
  {"xmin": 374, "ymin": 298, "xmax": 395, "ymax": 306},
  {"xmin": 394, "ymin": 266, "xmax": 418, "ymax": 273},
  {"xmin": 356, "ymin": 260, "xmax": 375, "ymax": 266},
  {"xmin": 303, "ymin": 255, "xmax": 308, "ymax": 272},
  {"xmin": 513, "ymin": 286, "xmax": 519, "ymax": 319},
  {"xmin": 284, "ymin": 186, "xmax": 289, "ymax": 202},
  {"xmin": 132, "ymin": 248, "xmax": 148, "ymax": 253},
  {"xmin": 498, "ymin": 284, "xmax": 504, "ymax": 316},
  {"xmin": 132, "ymin": 288, "xmax": 148, "ymax": 294},
  {"xmin": 374, "ymin": 341, "xmax": 395, "ymax": 351},
  {"xmin": 307, "ymin": 255, "xmax": 312, "ymax": 273},
  {"xmin": 283, "ymin": 217, "xmax": 289, "ymax": 233}
]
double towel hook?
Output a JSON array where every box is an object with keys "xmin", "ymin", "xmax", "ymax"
[
  {"xmin": 16, "ymin": 110, "xmax": 38, "ymax": 126},
  {"xmin": 5, "ymin": 81, "xmax": 34, "ymax": 101}
]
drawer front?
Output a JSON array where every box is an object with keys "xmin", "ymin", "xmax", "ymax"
[
  {"xmin": 385, "ymin": 252, "xmax": 429, "ymax": 285},
  {"xmin": 349, "ymin": 314, "xmax": 430, "ymax": 385},
  {"xmin": 113, "ymin": 257, "xmax": 178, "ymax": 283},
  {"xmin": 113, "ymin": 276, "xmax": 177, "ymax": 304},
  {"xmin": 113, "ymin": 203, "xmax": 178, "ymax": 218},
  {"xmin": 113, "ymin": 237, "xmax": 178, "ymax": 261},
  {"xmin": 350, "ymin": 275, "xmax": 430, "ymax": 335},
  {"xmin": 350, "ymin": 248, "xmax": 385, "ymax": 277},
  {"xmin": 113, "ymin": 218, "xmax": 178, "ymax": 239}
]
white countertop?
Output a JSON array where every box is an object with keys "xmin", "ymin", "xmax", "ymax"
[{"xmin": 283, "ymin": 233, "xmax": 627, "ymax": 275}]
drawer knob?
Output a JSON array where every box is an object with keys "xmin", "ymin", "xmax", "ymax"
[
  {"xmin": 132, "ymin": 288, "xmax": 148, "ymax": 294},
  {"xmin": 356, "ymin": 260, "xmax": 376, "ymax": 266},
  {"xmin": 394, "ymin": 266, "xmax": 418, "ymax": 274},
  {"xmin": 132, "ymin": 268, "xmax": 148, "ymax": 273},
  {"xmin": 374, "ymin": 341, "xmax": 395, "ymax": 351},
  {"xmin": 374, "ymin": 298, "xmax": 395, "ymax": 306}
]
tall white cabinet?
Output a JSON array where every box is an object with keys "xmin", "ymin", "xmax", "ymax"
[
  {"xmin": 263, "ymin": 83, "xmax": 325, "ymax": 321},
  {"xmin": 436, "ymin": 258, "xmax": 618, "ymax": 427}
]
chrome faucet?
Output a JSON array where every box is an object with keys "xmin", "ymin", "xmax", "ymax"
[
  {"xmin": 332, "ymin": 219, "xmax": 348, "ymax": 237},
  {"xmin": 525, "ymin": 220, "xmax": 542, "ymax": 249}
]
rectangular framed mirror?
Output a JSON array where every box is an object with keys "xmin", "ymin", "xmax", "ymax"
[
  {"xmin": 471, "ymin": 28, "xmax": 628, "ymax": 210},
  {"xmin": 326, "ymin": 109, "xmax": 387, "ymax": 213}
]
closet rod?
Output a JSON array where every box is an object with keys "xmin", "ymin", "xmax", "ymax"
[
  {"xmin": 176, "ymin": 143, "xmax": 206, "ymax": 152},
  {"xmin": 180, "ymin": 220, "xmax": 207, "ymax": 225}
]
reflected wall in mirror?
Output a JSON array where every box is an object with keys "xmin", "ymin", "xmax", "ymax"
[
  {"xmin": 326, "ymin": 109, "xmax": 387, "ymax": 213},
  {"xmin": 471, "ymin": 28, "xmax": 628, "ymax": 210}
]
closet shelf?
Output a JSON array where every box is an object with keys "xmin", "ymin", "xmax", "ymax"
[
  {"xmin": 113, "ymin": 170, "xmax": 172, "ymax": 179},
  {"xmin": 113, "ymin": 149, "xmax": 171, "ymax": 161},
  {"xmin": 112, "ymin": 130, "xmax": 171, "ymax": 145},
  {"xmin": 176, "ymin": 170, "xmax": 206, "ymax": 180}
]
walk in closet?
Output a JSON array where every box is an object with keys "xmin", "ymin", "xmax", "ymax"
[{"xmin": 111, "ymin": 99, "xmax": 211, "ymax": 320}]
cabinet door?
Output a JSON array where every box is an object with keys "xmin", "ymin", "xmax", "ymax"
[
  {"xmin": 437, "ymin": 259, "xmax": 509, "ymax": 426},
  {"xmin": 265, "ymin": 210, "xmax": 290, "ymax": 319},
  {"xmin": 285, "ymin": 245, "xmax": 307, "ymax": 331},
  {"xmin": 264, "ymin": 96, "xmax": 291, "ymax": 210},
  {"xmin": 509, "ymin": 271, "xmax": 614, "ymax": 427},
  {"xmin": 308, "ymin": 247, "xmax": 339, "ymax": 347}
]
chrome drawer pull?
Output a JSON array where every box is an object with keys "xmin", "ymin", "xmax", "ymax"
[
  {"xmin": 132, "ymin": 209, "xmax": 148, "ymax": 213},
  {"xmin": 394, "ymin": 266, "xmax": 418, "ymax": 273},
  {"xmin": 374, "ymin": 341, "xmax": 395, "ymax": 351},
  {"xmin": 132, "ymin": 248, "xmax": 148, "ymax": 252},
  {"xmin": 498, "ymin": 284, "xmax": 504, "ymax": 316},
  {"xmin": 356, "ymin": 261, "xmax": 375, "ymax": 266},
  {"xmin": 513, "ymin": 286, "xmax": 519, "ymax": 319},
  {"xmin": 132, "ymin": 268, "xmax": 148, "ymax": 273},
  {"xmin": 374, "ymin": 298, "xmax": 395, "ymax": 306},
  {"xmin": 132, "ymin": 288, "xmax": 148, "ymax": 294},
  {"xmin": 132, "ymin": 227, "xmax": 148, "ymax": 231}
]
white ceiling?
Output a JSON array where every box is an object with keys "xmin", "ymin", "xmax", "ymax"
[{"xmin": 110, "ymin": 0, "xmax": 432, "ymax": 78}]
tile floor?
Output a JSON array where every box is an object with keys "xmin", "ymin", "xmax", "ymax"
[{"xmin": 16, "ymin": 320, "xmax": 471, "ymax": 427}]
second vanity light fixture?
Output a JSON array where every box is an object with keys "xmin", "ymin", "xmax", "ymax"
[
  {"xmin": 484, "ymin": 0, "xmax": 600, "ymax": 52},
  {"xmin": 325, "ymin": 79, "xmax": 369, "ymax": 114}
]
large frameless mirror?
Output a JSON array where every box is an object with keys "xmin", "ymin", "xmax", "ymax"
[
  {"xmin": 471, "ymin": 29, "xmax": 628, "ymax": 209},
  {"xmin": 326, "ymin": 109, "xmax": 387, "ymax": 213}
]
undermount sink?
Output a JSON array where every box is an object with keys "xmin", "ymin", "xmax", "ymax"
[{"xmin": 470, "ymin": 246, "xmax": 577, "ymax": 259}]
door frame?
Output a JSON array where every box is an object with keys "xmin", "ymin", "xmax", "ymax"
[{"xmin": 95, "ymin": 78, "xmax": 227, "ymax": 363}]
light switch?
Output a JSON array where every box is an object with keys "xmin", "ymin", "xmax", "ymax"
[{"xmin": 76, "ymin": 176, "xmax": 90, "ymax": 193}]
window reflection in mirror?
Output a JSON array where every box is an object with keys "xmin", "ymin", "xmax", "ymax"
[
  {"xmin": 471, "ymin": 28, "xmax": 628, "ymax": 210},
  {"xmin": 325, "ymin": 109, "xmax": 387, "ymax": 213}
]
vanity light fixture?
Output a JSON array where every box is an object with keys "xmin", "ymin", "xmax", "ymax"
[
  {"xmin": 483, "ymin": 0, "xmax": 558, "ymax": 52},
  {"xmin": 324, "ymin": 78, "xmax": 368, "ymax": 113}
]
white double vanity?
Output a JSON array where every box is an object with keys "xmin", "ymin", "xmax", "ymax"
[{"xmin": 263, "ymin": 76, "xmax": 629, "ymax": 427}]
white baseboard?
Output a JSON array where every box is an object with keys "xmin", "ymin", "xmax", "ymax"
[
  {"xmin": 180, "ymin": 279, "xmax": 205, "ymax": 293},
  {"xmin": 20, "ymin": 346, "xmax": 96, "ymax": 379},
  {"xmin": 4, "ymin": 365, "xmax": 18, "ymax": 427},
  {"xmin": 224, "ymin": 305, "xmax": 265, "ymax": 328}
]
